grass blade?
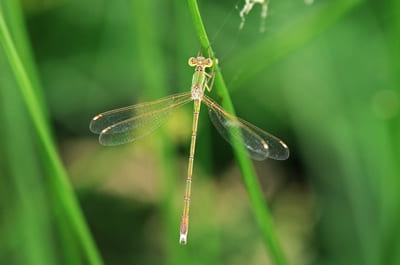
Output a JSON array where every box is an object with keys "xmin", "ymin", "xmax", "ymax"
[
  {"xmin": 0, "ymin": 7, "xmax": 103, "ymax": 265},
  {"xmin": 187, "ymin": 1, "xmax": 289, "ymax": 265}
]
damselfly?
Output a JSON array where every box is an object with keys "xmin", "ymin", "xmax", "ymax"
[{"xmin": 89, "ymin": 53, "xmax": 289, "ymax": 245}]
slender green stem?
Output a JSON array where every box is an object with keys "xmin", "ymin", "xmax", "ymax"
[
  {"xmin": 187, "ymin": 1, "xmax": 289, "ymax": 265},
  {"xmin": 2, "ymin": 0, "xmax": 48, "ymax": 115},
  {"xmin": 0, "ymin": 8, "xmax": 103, "ymax": 265},
  {"xmin": 1, "ymin": 2, "xmax": 78, "ymax": 262}
]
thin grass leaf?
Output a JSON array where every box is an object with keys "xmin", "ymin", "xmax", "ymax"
[
  {"xmin": 1, "ymin": 0, "xmax": 48, "ymax": 117},
  {"xmin": 0, "ymin": 7, "xmax": 104, "ymax": 265},
  {"xmin": 187, "ymin": 1, "xmax": 289, "ymax": 265},
  {"xmin": 0, "ymin": 59, "xmax": 57, "ymax": 265},
  {"xmin": 1, "ymin": 2, "xmax": 83, "ymax": 264}
]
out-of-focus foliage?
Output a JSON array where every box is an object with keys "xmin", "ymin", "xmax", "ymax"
[{"xmin": 1, "ymin": 0, "xmax": 399, "ymax": 265}]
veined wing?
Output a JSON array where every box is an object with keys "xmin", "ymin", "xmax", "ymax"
[
  {"xmin": 90, "ymin": 92, "xmax": 193, "ymax": 146},
  {"xmin": 203, "ymin": 95, "xmax": 289, "ymax": 161}
]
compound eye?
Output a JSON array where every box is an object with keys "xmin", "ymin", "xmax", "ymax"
[
  {"xmin": 206, "ymin": 58, "xmax": 213, "ymax": 67},
  {"xmin": 188, "ymin": 57, "xmax": 197, "ymax": 66}
]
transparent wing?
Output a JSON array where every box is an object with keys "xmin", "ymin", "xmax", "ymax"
[
  {"xmin": 90, "ymin": 92, "xmax": 193, "ymax": 146},
  {"xmin": 203, "ymin": 95, "xmax": 289, "ymax": 161}
]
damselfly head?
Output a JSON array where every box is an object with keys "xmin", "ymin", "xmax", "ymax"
[{"xmin": 188, "ymin": 56, "xmax": 213, "ymax": 68}]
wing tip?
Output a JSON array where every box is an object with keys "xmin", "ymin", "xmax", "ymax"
[
  {"xmin": 279, "ymin": 140, "xmax": 288, "ymax": 149},
  {"xmin": 262, "ymin": 141, "xmax": 269, "ymax": 150},
  {"xmin": 267, "ymin": 140, "xmax": 289, "ymax": 161},
  {"xmin": 278, "ymin": 140, "xmax": 290, "ymax": 160},
  {"xmin": 89, "ymin": 114, "xmax": 104, "ymax": 133},
  {"xmin": 98, "ymin": 133, "xmax": 113, "ymax": 146},
  {"xmin": 101, "ymin": 126, "xmax": 112, "ymax": 134},
  {"xmin": 93, "ymin": 114, "xmax": 103, "ymax": 121}
]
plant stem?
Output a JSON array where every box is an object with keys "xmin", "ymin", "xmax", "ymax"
[
  {"xmin": 0, "ymin": 8, "xmax": 104, "ymax": 265},
  {"xmin": 187, "ymin": 1, "xmax": 289, "ymax": 265}
]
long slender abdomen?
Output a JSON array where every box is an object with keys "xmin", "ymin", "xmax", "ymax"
[{"xmin": 179, "ymin": 99, "xmax": 201, "ymax": 244}]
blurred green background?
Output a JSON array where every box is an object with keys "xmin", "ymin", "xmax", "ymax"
[{"xmin": 1, "ymin": 0, "xmax": 399, "ymax": 265}]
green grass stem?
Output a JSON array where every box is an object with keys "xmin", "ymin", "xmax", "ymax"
[
  {"xmin": 0, "ymin": 66, "xmax": 57, "ymax": 265},
  {"xmin": 0, "ymin": 8, "xmax": 104, "ymax": 265},
  {"xmin": 187, "ymin": 1, "xmax": 289, "ymax": 265},
  {"xmin": 1, "ymin": 2, "xmax": 81, "ymax": 263},
  {"xmin": 1, "ymin": 0, "xmax": 48, "ymax": 116}
]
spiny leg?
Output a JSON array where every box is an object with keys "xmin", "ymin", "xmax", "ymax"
[{"xmin": 205, "ymin": 61, "xmax": 217, "ymax": 92}]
